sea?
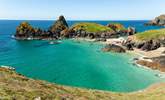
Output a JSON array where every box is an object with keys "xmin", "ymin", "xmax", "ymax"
[{"xmin": 0, "ymin": 20, "xmax": 165, "ymax": 92}]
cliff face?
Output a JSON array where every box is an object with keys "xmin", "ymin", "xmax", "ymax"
[
  {"xmin": 15, "ymin": 16, "xmax": 69, "ymax": 39},
  {"xmin": 49, "ymin": 15, "xmax": 69, "ymax": 34},
  {"xmin": 0, "ymin": 67, "xmax": 165, "ymax": 100},
  {"xmin": 145, "ymin": 14, "xmax": 165, "ymax": 26},
  {"xmin": 123, "ymin": 28, "xmax": 165, "ymax": 51},
  {"xmin": 14, "ymin": 16, "xmax": 135, "ymax": 40}
]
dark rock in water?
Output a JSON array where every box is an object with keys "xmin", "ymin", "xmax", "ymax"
[
  {"xmin": 102, "ymin": 44, "xmax": 126, "ymax": 53},
  {"xmin": 145, "ymin": 14, "xmax": 165, "ymax": 26},
  {"xmin": 49, "ymin": 15, "xmax": 69, "ymax": 34},
  {"xmin": 133, "ymin": 58, "xmax": 139, "ymax": 61}
]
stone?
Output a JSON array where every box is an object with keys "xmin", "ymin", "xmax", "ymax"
[
  {"xmin": 145, "ymin": 14, "xmax": 165, "ymax": 26},
  {"xmin": 127, "ymin": 27, "xmax": 136, "ymax": 35},
  {"xmin": 137, "ymin": 56, "xmax": 165, "ymax": 72},
  {"xmin": 49, "ymin": 15, "xmax": 69, "ymax": 34},
  {"xmin": 102, "ymin": 44, "xmax": 126, "ymax": 53}
]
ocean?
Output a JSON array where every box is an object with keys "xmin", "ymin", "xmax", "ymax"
[{"xmin": 0, "ymin": 20, "xmax": 165, "ymax": 92}]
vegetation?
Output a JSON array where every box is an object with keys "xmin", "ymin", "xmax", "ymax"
[
  {"xmin": 107, "ymin": 23, "xmax": 127, "ymax": 31},
  {"xmin": 16, "ymin": 22, "xmax": 35, "ymax": 36},
  {"xmin": 71, "ymin": 22, "xmax": 113, "ymax": 33},
  {"xmin": 135, "ymin": 28, "xmax": 165, "ymax": 41},
  {"xmin": 0, "ymin": 67, "xmax": 165, "ymax": 100}
]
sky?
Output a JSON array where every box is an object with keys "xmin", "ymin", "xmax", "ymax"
[{"xmin": 0, "ymin": 0, "xmax": 165, "ymax": 20}]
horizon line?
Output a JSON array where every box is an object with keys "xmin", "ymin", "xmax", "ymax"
[{"xmin": 0, "ymin": 18, "xmax": 151, "ymax": 21}]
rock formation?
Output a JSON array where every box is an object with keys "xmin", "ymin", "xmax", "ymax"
[
  {"xmin": 102, "ymin": 44, "xmax": 126, "ymax": 53},
  {"xmin": 127, "ymin": 27, "xmax": 136, "ymax": 35},
  {"xmin": 123, "ymin": 38, "xmax": 161, "ymax": 51},
  {"xmin": 14, "ymin": 16, "xmax": 136, "ymax": 41},
  {"xmin": 15, "ymin": 22, "xmax": 35, "ymax": 37},
  {"xmin": 136, "ymin": 56, "xmax": 165, "ymax": 72},
  {"xmin": 49, "ymin": 15, "xmax": 69, "ymax": 34},
  {"xmin": 15, "ymin": 16, "xmax": 70, "ymax": 40},
  {"xmin": 145, "ymin": 14, "xmax": 165, "ymax": 26}
]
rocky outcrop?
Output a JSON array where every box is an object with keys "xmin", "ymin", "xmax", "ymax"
[
  {"xmin": 107, "ymin": 23, "xmax": 126, "ymax": 31},
  {"xmin": 15, "ymin": 22, "xmax": 35, "ymax": 38},
  {"xmin": 49, "ymin": 15, "xmax": 69, "ymax": 34},
  {"xmin": 106, "ymin": 23, "xmax": 136, "ymax": 36},
  {"xmin": 123, "ymin": 39, "xmax": 161, "ymax": 51},
  {"xmin": 15, "ymin": 22, "xmax": 56, "ymax": 40},
  {"xmin": 102, "ymin": 44, "xmax": 126, "ymax": 53},
  {"xmin": 136, "ymin": 56, "xmax": 165, "ymax": 72},
  {"xmin": 145, "ymin": 14, "xmax": 165, "ymax": 26},
  {"xmin": 15, "ymin": 16, "xmax": 70, "ymax": 40},
  {"xmin": 14, "ymin": 16, "xmax": 136, "ymax": 41},
  {"xmin": 127, "ymin": 27, "xmax": 136, "ymax": 35}
]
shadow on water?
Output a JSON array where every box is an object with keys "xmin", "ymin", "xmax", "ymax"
[{"xmin": 33, "ymin": 42, "xmax": 50, "ymax": 48}]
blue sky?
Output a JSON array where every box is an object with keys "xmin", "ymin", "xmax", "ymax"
[{"xmin": 0, "ymin": 0, "xmax": 165, "ymax": 20}]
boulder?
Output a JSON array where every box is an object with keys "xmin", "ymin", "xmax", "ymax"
[
  {"xmin": 102, "ymin": 44, "xmax": 126, "ymax": 53},
  {"xmin": 127, "ymin": 27, "xmax": 136, "ymax": 35}
]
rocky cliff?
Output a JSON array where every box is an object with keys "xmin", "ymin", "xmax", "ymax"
[
  {"xmin": 145, "ymin": 14, "xmax": 165, "ymax": 26},
  {"xmin": 123, "ymin": 28, "xmax": 165, "ymax": 51}
]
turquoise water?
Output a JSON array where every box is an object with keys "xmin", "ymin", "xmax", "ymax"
[{"xmin": 0, "ymin": 20, "xmax": 165, "ymax": 92}]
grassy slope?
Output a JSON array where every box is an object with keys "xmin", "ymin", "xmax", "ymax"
[
  {"xmin": 135, "ymin": 28, "xmax": 165, "ymax": 41},
  {"xmin": 108, "ymin": 22, "xmax": 127, "ymax": 31},
  {"xmin": 0, "ymin": 68, "xmax": 165, "ymax": 100},
  {"xmin": 72, "ymin": 22, "xmax": 113, "ymax": 33}
]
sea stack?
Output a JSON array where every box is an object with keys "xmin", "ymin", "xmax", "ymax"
[{"xmin": 49, "ymin": 15, "xmax": 69, "ymax": 34}]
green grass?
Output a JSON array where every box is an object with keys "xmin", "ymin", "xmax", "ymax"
[
  {"xmin": 0, "ymin": 67, "xmax": 165, "ymax": 100},
  {"xmin": 72, "ymin": 22, "xmax": 113, "ymax": 33},
  {"xmin": 135, "ymin": 28, "xmax": 165, "ymax": 41},
  {"xmin": 108, "ymin": 22, "xmax": 127, "ymax": 31}
]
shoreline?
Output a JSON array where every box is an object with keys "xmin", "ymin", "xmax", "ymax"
[
  {"xmin": 0, "ymin": 66, "xmax": 165, "ymax": 99},
  {"xmin": 73, "ymin": 37, "xmax": 165, "ymax": 73},
  {"xmin": 13, "ymin": 37, "xmax": 165, "ymax": 87}
]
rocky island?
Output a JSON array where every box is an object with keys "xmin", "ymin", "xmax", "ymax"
[
  {"xmin": 14, "ymin": 15, "xmax": 165, "ymax": 71},
  {"xmin": 14, "ymin": 16, "xmax": 135, "ymax": 41},
  {"xmin": 145, "ymin": 14, "xmax": 165, "ymax": 26}
]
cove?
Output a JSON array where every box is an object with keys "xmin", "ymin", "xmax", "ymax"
[
  {"xmin": 1, "ymin": 39, "xmax": 165, "ymax": 92},
  {"xmin": 0, "ymin": 20, "xmax": 165, "ymax": 92}
]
